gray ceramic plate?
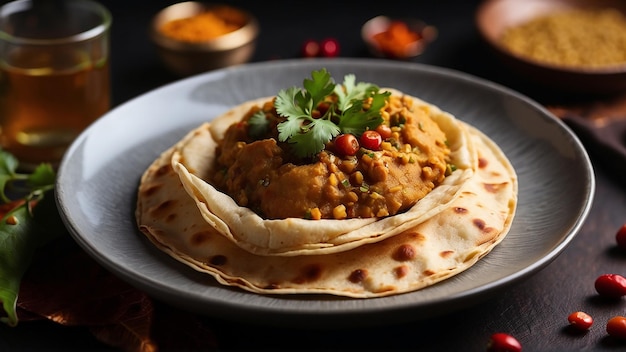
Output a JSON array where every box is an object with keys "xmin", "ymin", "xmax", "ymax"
[{"xmin": 56, "ymin": 58, "xmax": 594, "ymax": 328}]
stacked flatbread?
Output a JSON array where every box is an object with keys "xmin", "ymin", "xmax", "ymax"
[{"xmin": 135, "ymin": 89, "xmax": 517, "ymax": 298}]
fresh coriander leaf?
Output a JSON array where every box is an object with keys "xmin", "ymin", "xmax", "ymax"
[
  {"xmin": 338, "ymin": 91, "xmax": 389, "ymax": 135},
  {"xmin": 275, "ymin": 69, "xmax": 389, "ymax": 158},
  {"xmin": 303, "ymin": 68, "xmax": 335, "ymax": 109},
  {"xmin": 335, "ymin": 74, "xmax": 379, "ymax": 112},
  {"xmin": 275, "ymin": 87, "xmax": 308, "ymax": 120},
  {"xmin": 288, "ymin": 119, "xmax": 340, "ymax": 158},
  {"xmin": 248, "ymin": 111, "xmax": 270, "ymax": 139},
  {"xmin": 276, "ymin": 114, "xmax": 307, "ymax": 144},
  {"xmin": 276, "ymin": 87, "xmax": 310, "ymax": 143}
]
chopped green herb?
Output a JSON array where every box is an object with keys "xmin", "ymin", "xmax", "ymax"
[
  {"xmin": 275, "ymin": 68, "xmax": 389, "ymax": 158},
  {"xmin": 248, "ymin": 111, "xmax": 270, "ymax": 138},
  {"xmin": 446, "ymin": 163, "xmax": 457, "ymax": 176}
]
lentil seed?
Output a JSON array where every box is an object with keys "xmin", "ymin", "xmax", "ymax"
[
  {"xmin": 328, "ymin": 173, "xmax": 338, "ymax": 186},
  {"xmin": 333, "ymin": 204, "xmax": 347, "ymax": 219},
  {"xmin": 309, "ymin": 208, "xmax": 322, "ymax": 220}
]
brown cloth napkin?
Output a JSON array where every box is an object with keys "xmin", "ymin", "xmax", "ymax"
[
  {"xmin": 546, "ymin": 92, "xmax": 626, "ymax": 178},
  {"xmin": 16, "ymin": 238, "xmax": 218, "ymax": 351}
]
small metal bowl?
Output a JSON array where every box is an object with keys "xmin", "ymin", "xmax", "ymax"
[
  {"xmin": 361, "ymin": 16, "xmax": 437, "ymax": 60},
  {"xmin": 151, "ymin": 1, "xmax": 258, "ymax": 76}
]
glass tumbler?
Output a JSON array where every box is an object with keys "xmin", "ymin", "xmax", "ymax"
[{"xmin": 0, "ymin": 0, "xmax": 111, "ymax": 169}]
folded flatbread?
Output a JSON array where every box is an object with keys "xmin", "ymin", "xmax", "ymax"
[
  {"xmin": 135, "ymin": 90, "xmax": 517, "ymax": 298},
  {"xmin": 170, "ymin": 90, "xmax": 477, "ymax": 256}
]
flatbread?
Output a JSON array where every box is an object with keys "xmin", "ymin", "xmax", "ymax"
[
  {"xmin": 135, "ymin": 123, "xmax": 517, "ymax": 298},
  {"xmin": 171, "ymin": 90, "xmax": 477, "ymax": 256}
]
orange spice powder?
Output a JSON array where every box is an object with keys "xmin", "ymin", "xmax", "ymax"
[
  {"xmin": 160, "ymin": 7, "xmax": 245, "ymax": 42},
  {"xmin": 372, "ymin": 21, "xmax": 422, "ymax": 58}
]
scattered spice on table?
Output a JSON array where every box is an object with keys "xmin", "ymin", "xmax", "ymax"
[{"xmin": 499, "ymin": 8, "xmax": 626, "ymax": 68}]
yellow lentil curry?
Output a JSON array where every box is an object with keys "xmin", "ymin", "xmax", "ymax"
[
  {"xmin": 212, "ymin": 71, "xmax": 451, "ymax": 220},
  {"xmin": 500, "ymin": 8, "xmax": 626, "ymax": 68}
]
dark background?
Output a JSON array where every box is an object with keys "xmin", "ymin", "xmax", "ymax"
[{"xmin": 2, "ymin": 0, "xmax": 626, "ymax": 351}]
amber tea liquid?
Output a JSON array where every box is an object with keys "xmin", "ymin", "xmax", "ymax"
[{"xmin": 0, "ymin": 48, "xmax": 110, "ymax": 168}]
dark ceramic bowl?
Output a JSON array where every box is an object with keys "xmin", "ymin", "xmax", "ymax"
[{"xmin": 476, "ymin": 0, "xmax": 626, "ymax": 94}]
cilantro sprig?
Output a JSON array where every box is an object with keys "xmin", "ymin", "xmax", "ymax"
[{"xmin": 263, "ymin": 68, "xmax": 389, "ymax": 158}]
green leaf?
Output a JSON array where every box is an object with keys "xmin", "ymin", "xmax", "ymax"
[
  {"xmin": 338, "ymin": 91, "xmax": 389, "ymax": 135},
  {"xmin": 0, "ymin": 152, "xmax": 19, "ymax": 203},
  {"xmin": 288, "ymin": 119, "xmax": 340, "ymax": 158},
  {"xmin": 334, "ymin": 74, "xmax": 379, "ymax": 112},
  {"xmin": 0, "ymin": 147, "xmax": 59, "ymax": 327},
  {"xmin": 0, "ymin": 151, "xmax": 18, "ymax": 177},
  {"xmin": 0, "ymin": 204, "xmax": 32, "ymax": 327},
  {"xmin": 248, "ymin": 111, "xmax": 270, "ymax": 139},
  {"xmin": 274, "ymin": 69, "xmax": 388, "ymax": 158},
  {"xmin": 275, "ymin": 87, "xmax": 308, "ymax": 120},
  {"xmin": 0, "ymin": 191, "xmax": 62, "ymax": 327},
  {"xmin": 27, "ymin": 163, "xmax": 55, "ymax": 189},
  {"xmin": 303, "ymin": 68, "xmax": 335, "ymax": 109}
]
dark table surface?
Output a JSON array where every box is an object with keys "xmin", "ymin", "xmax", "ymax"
[{"xmin": 2, "ymin": 0, "xmax": 626, "ymax": 351}]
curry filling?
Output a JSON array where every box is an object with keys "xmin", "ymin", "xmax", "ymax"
[{"xmin": 212, "ymin": 91, "xmax": 451, "ymax": 220}]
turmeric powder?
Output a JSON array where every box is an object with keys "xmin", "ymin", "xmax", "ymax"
[{"xmin": 160, "ymin": 6, "xmax": 245, "ymax": 42}]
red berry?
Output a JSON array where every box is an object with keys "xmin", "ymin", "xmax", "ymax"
[
  {"xmin": 487, "ymin": 333, "xmax": 522, "ymax": 352},
  {"xmin": 319, "ymin": 38, "xmax": 340, "ymax": 57},
  {"xmin": 616, "ymin": 224, "xmax": 626, "ymax": 250},
  {"xmin": 607, "ymin": 316, "xmax": 626, "ymax": 339},
  {"xmin": 595, "ymin": 274, "xmax": 626, "ymax": 298},
  {"xmin": 375, "ymin": 124, "xmax": 392, "ymax": 140},
  {"xmin": 334, "ymin": 134, "xmax": 359, "ymax": 156},
  {"xmin": 301, "ymin": 39, "xmax": 320, "ymax": 58},
  {"xmin": 568, "ymin": 311, "xmax": 593, "ymax": 330},
  {"xmin": 359, "ymin": 130, "xmax": 382, "ymax": 150}
]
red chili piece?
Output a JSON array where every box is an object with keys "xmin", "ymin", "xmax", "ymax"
[
  {"xmin": 615, "ymin": 223, "xmax": 626, "ymax": 250},
  {"xmin": 319, "ymin": 38, "xmax": 340, "ymax": 57},
  {"xmin": 359, "ymin": 130, "xmax": 382, "ymax": 150},
  {"xmin": 301, "ymin": 39, "xmax": 319, "ymax": 58},
  {"xmin": 607, "ymin": 316, "xmax": 626, "ymax": 339},
  {"xmin": 568, "ymin": 311, "xmax": 593, "ymax": 331},
  {"xmin": 487, "ymin": 333, "xmax": 522, "ymax": 352},
  {"xmin": 334, "ymin": 134, "xmax": 359, "ymax": 156},
  {"xmin": 594, "ymin": 274, "xmax": 626, "ymax": 298}
]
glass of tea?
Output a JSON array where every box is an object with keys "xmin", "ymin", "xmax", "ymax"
[{"xmin": 0, "ymin": 0, "xmax": 111, "ymax": 169}]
